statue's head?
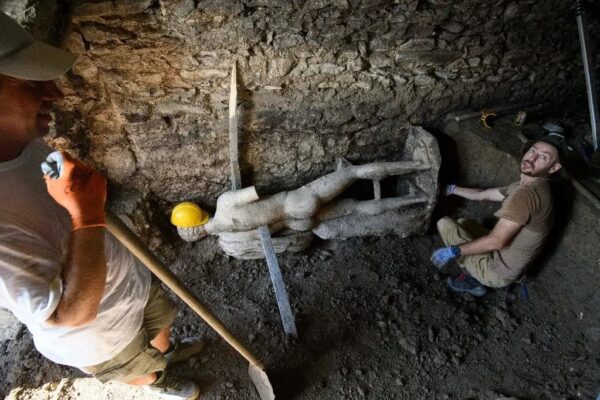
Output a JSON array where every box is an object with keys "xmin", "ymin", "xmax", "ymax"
[{"xmin": 171, "ymin": 202, "xmax": 210, "ymax": 242}]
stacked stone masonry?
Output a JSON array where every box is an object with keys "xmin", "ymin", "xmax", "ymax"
[{"xmin": 4, "ymin": 0, "xmax": 599, "ymax": 207}]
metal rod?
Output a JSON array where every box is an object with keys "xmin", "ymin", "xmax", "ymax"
[
  {"xmin": 373, "ymin": 179, "xmax": 381, "ymax": 200},
  {"xmin": 258, "ymin": 225, "xmax": 298, "ymax": 337},
  {"xmin": 576, "ymin": 0, "xmax": 599, "ymax": 150},
  {"xmin": 229, "ymin": 62, "xmax": 242, "ymax": 189},
  {"xmin": 228, "ymin": 62, "xmax": 297, "ymax": 337},
  {"xmin": 448, "ymin": 102, "xmax": 540, "ymax": 122}
]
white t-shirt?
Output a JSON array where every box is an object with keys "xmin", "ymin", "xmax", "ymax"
[{"xmin": 0, "ymin": 139, "xmax": 151, "ymax": 367}]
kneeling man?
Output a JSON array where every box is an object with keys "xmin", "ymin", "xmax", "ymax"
[{"xmin": 431, "ymin": 136, "xmax": 564, "ymax": 296}]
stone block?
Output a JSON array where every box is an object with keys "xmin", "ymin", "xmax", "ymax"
[
  {"xmin": 304, "ymin": 0, "xmax": 350, "ymax": 10},
  {"xmin": 80, "ymin": 23, "xmax": 133, "ymax": 44},
  {"xmin": 101, "ymin": 147, "xmax": 137, "ymax": 182},
  {"xmin": 161, "ymin": 54, "xmax": 200, "ymax": 70},
  {"xmin": 71, "ymin": 56, "xmax": 99, "ymax": 81},
  {"xmin": 394, "ymin": 50, "xmax": 460, "ymax": 64},
  {"xmin": 268, "ymin": 58, "xmax": 294, "ymax": 78},
  {"xmin": 502, "ymin": 51, "xmax": 532, "ymax": 67},
  {"xmin": 467, "ymin": 46, "xmax": 490, "ymax": 57},
  {"xmin": 456, "ymin": 35, "xmax": 480, "ymax": 50},
  {"xmin": 461, "ymin": 74, "xmax": 482, "ymax": 84},
  {"xmin": 486, "ymin": 74, "xmax": 503, "ymax": 83},
  {"xmin": 72, "ymin": 0, "xmax": 155, "ymax": 19},
  {"xmin": 196, "ymin": 0, "xmax": 244, "ymax": 16},
  {"xmin": 289, "ymin": 58, "xmax": 308, "ymax": 76},
  {"xmin": 446, "ymin": 58, "xmax": 467, "ymax": 71},
  {"xmin": 180, "ymin": 69, "xmax": 228, "ymax": 81},
  {"xmin": 369, "ymin": 35, "xmax": 393, "ymax": 52},
  {"xmin": 394, "ymin": 0, "xmax": 419, "ymax": 12},
  {"xmin": 323, "ymin": 107, "xmax": 355, "ymax": 126},
  {"xmin": 345, "ymin": 58, "xmax": 367, "ymax": 72},
  {"xmin": 0, "ymin": 308, "xmax": 21, "ymax": 342},
  {"xmin": 320, "ymin": 63, "xmax": 346, "ymax": 75},
  {"xmin": 337, "ymin": 43, "xmax": 359, "ymax": 59},
  {"xmin": 369, "ymin": 53, "xmax": 394, "ymax": 68},
  {"xmin": 273, "ymin": 33, "xmax": 304, "ymax": 49},
  {"xmin": 438, "ymin": 31, "xmax": 457, "ymax": 42},
  {"xmin": 441, "ymin": 21, "xmax": 464, "ymax": 33},
  {"xmin": 64, "ymin": 32, "xmax": 86, "ymax": 54},
  {"xmin": 414, "ymin": 74, "xmax": 436, "ymax": 86},
  {"xmin": 503, "ymin": 2, "xmax": 520, "ymax": 19},
  {"xmin": 218, "ymin": 230, "xmax": 313, "ymax": 260},
  {"xmin": 399, "ymin": 38, "xmax": 435, "ymax": 51},
  {"xmin": 248, "ymin": 56, "xmax": 267, "ymax": 77},
  {"xmin": 434, "ymin": 70, "xmax": 457, "ymax": 81},
  {"xmin": 406, "ymin": 24, "xmax": 435, "ymax": 38},
  {"xmin": 467, "ymin": 57, "xmax": 481, "ymax": 67},
  {"xmin": 162, "ymin": 0, "xmax": 195, "ymax": 17},
  {"xmin": 393, "ymin": 75, "xmax": 408, "ymax": 85}
]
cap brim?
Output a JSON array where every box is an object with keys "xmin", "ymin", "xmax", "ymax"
[
  {"xmin": 522, "ymin": 139, "xmax": 563, "ymax": 161},
  {"xmin": 0, "ymin": 40, "xmax": 76, "ymax": 81}
]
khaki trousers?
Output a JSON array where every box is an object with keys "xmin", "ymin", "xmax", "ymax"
[
  {"xmin": 83, "ymin": 282, "xmax": 178, "ymax": 383},
  {"xmin": 437, "ymin": 217, "xmax": 508, "ymax": 288}
]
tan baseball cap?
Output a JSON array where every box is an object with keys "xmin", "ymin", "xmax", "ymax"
[{"xmin": 0, "ymin": 11, "xmax": 76, "ymax": 81}]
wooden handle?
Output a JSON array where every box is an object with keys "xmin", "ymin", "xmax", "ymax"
[{"xmin": 105, "ymin": 211, "xmax": 264, "ymax": 369}]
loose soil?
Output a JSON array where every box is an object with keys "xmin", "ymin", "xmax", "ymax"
[
  {"xmin": 1, "ymin": 114, "xmax": 599, "ymax": 400},
  {"xmin": 1, "ymin": 223, "xmax": 598, "ymax": 400}
]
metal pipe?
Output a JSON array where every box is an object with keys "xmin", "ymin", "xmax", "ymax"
[
  {"xmin": 576, "ymin": 0, "xmax": 599, "ymax": 150},
  {"xmin": 373, "ymin": 179, "xmax": 381, "ymax": 200}
]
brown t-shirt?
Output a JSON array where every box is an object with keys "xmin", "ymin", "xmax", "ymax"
[{"xmin": 492, "ymin": 178, "xmax": 554, "ymax": 282}]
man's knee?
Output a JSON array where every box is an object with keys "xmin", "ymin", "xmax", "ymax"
[
  {"xmin": 436, "ymin": 216, "xmax": 455, "ymax": 233},
  {"xmin": 150, "ymin": 325, "xmax": 171, "ymax": 354}
]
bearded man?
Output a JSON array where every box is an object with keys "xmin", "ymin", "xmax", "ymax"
[{"xmin": 431, "ymin": 136, "xmax": 564, "ymax": 296}]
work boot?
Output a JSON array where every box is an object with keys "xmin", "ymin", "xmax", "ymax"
[
  {"xmin": 144, "ymin": 371, "xmax": 200, "ymax": 400},
  {"xmin": 447, "ymin": 274, "xmax": 487, "ymax": 297},
  {"xmin": 164, "ymin": 337, "xmax": 208, "ymax": 366}
]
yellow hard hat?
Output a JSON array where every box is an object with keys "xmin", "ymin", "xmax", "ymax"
[{"xmin": 170, "ymin": 202, "xmax": 209, "ymax": 228}]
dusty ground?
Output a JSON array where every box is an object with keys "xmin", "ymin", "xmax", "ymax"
[
  {"xmin": 1, "ymin": 226, "xmax": 598, "ymax": 400},
  {"xmin": 1, "ymin": 114, "xmax": 599, "ymax": 400}
]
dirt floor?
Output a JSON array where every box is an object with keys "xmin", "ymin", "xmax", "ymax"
[{"xmin": 1, "ymin": 113, "xmax": 599, "ymax": 400}]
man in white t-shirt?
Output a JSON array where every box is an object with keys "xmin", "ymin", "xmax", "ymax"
[{"xmin": 0, "ymin": 11, "xmax": 199, "ymax": 399}]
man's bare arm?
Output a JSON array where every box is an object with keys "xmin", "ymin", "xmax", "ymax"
[
  {"xmin": 46, "ymin": 227, "xmax": 106, "ymax": 327},
  {"xmin": 42, "ymin": 152, "xmax": 108, "ymax": 328},
  {"xmin": 458, "ymin": 218, "xmax": 522, "ymax": 256},
  {"xmin": 453, "ymin": 186, "xmax": 505, "ymax": 202}
]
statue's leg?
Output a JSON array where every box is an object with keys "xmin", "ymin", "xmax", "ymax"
[
  {"xmin": 351, "ymin": 160, "xmax": 428, "ymax": 180},
  {"xmin": 283, "ymin": 159, "xmax": 428, "ymax": 219},
  {"xmin": 298, "ymin": 160, "xmax": 427, "ymax": 202}
]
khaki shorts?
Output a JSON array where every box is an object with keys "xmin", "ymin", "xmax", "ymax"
[
  {"xmin": 83, "ymin": 282, "xmax": 178, "ymax": 383},
  {"xmin": 437, "ymin": 217, "xmax": 508, "ymax": 288}
]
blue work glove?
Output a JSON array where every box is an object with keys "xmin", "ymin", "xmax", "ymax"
[
  {"xmin": 431, "ymin": 245, "xmax": 461, "ymax": 269},
  {"xmin": 41, "ymin": 151, "xmax": 64, "ymax": 179},
  {"xmin": 444, "ymin": 184, "xmax": 456, "ymax": 196}
]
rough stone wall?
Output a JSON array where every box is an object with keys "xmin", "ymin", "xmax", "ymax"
[
  {"xmin": 0, "ymin": 0, "xmax": 64, "ymax": 43},
  {"xmin": 6, "ymin": 0, "xmax": 600, "ymax": 207}
]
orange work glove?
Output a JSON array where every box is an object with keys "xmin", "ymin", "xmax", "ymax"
[{"xmin": 42, "ymin": 151, "xmax": 107, "ymax": 230}]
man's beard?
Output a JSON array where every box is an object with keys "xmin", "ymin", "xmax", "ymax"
[
  {"xmin": 521, "ymin": 165, "xmax": 550, "ymax": 178},
  {"xmin": 522, "ymin": 170, "xmax": 544, "ymax": 177}
]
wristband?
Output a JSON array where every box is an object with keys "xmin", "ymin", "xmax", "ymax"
[
  {"xmin": 70, "ymin": 210, "xmax": 106, "ymax": 231},
  {"xmin": 72, "ymin": 222, "xmax": 107, "ymax": 231}
]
